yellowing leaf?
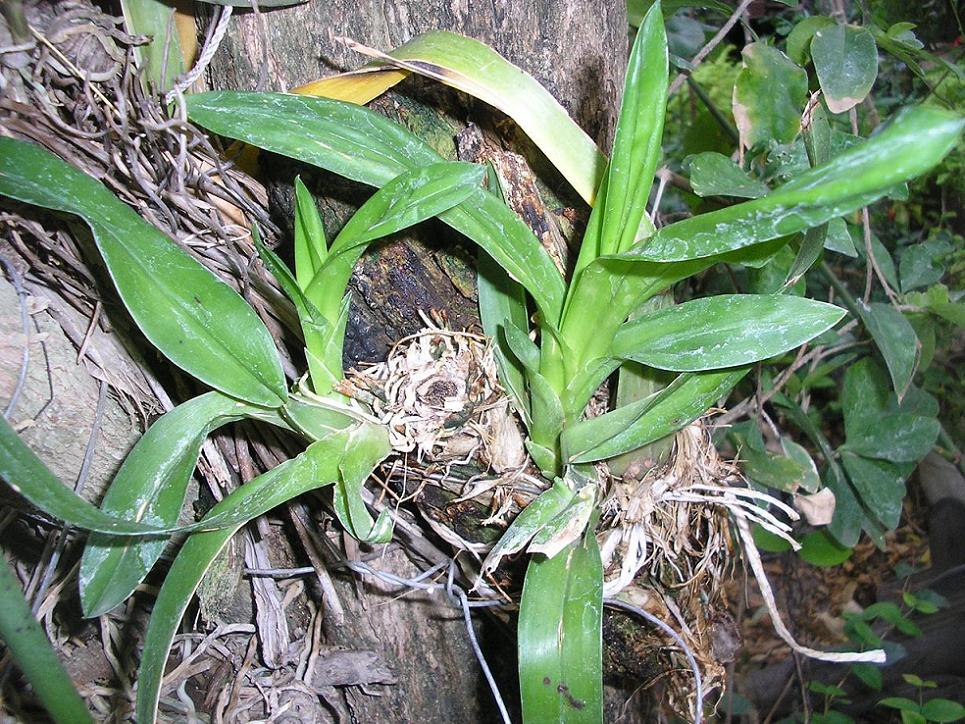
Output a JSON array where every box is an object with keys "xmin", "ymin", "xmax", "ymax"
[{"xmin": 293, "ymin": 68, "xmax": 409, "ymax": 104}]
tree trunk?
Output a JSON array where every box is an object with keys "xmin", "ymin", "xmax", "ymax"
[
  {"xmin": 204, "ymin": 2, "xmax": 633, "ymax": 720},
  {"xmin": 205, "ymin": 0, "xmax": 627, "ymax": 363}
]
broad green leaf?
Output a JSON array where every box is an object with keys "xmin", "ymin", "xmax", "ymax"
[
  {"xmin": 730, "ymin": 425, "xmax": 819, "ymax": 493},
  {"xmin": 850, "ymin": 662, "xmax": 883, "ymax": 691},
  {"xmin": 855, "ymin": 301, "xmax": 919, "ymax": 401},
  {"xmin": 306, "ymin": 162, "xmax": 484, "ymax": 320},
  {"xmin": 842, "ymin": 358, "xmax": 939, "ymax": 463},
  {"xmin": 80, "ymin": 392, "xmax": 260, "ymax": 618},
  {"xmin": 0, "ymin": 555, "xmax": 93, "ymax": 724},
  {"xmin": 863, "ymin": 602, "xmax": 920, "ymax": 636},
  {"xmin": 786, "ymin": 16, "xmax": 836, "ymax": 66},
  {"xmin": 825, "ymin": 217, "xmax": 857, "ymax": 256},
  {"xmin": 596, "ymin": 3, "xmax": 667, "ymax": 257},
  {"xmin": 121, "ymin": 0, "xmax": 184, "ymax": 92},
  {"xmin": 563, "ymin": 369, "xmax": 747, "ymax": 463},
  {"xmin": 782, "ymin": 439, "xmax": 821, "ymax": 493},
  {"xmin": 611, "ymin": 294, "xmax": 845, "ymax": 371},
  {"xmin": 0, "ymin": 138, "xmax": 287, "ymax": 408},
  {"xmin": 618, "ymin": 106, "xmax": 964, "ymax": 263},
  {"xmin": 135, "ymin": 421, "xmax": 388, "ymax": 724},
  {"xmin": 562, "ymin": 237, "xmax": 788, "ymax": 372},
  {"xmin": 754, "ymin": 524, "xmax": 793, "ymax": 553},
  {"xmin": 880, "ymin": 698, "xmax": 923, "ymax": 713},
  {"xmin": 0, "ymin": 416, "xmax": 164, "ymax": 536},
  {"xmin": 186, "ymin": 92, "xmax": 566, "ymax": 326},
  {"xmin": 899, "ymin": 236, "xmax": 952, "ymax": 293},
  {"xmin": 812, "ymin": 24, "xmax": 878, "ymax": 114},
  {"xmin": 921, "ymin": 699, "xmax": 965, "ymax": 723},
  {"xmin": 478, "ymin": 251, "xmax": 531, "ymax": 423},
  {"xmin": 773, "ymin": 393, "xmax": 865, "ymax": 547},
  {"xmin": 330, "ymin": 31, "xmax": 605, "ymax": 205},
  {"xmin": 688, "ymin": 152, "xmax": 768, "ymax": 198},
  {"xmin": 733, "ymin": 43, "xmax": 808, "ymax": 151},
  {"xmin": 519, "ymin": 532, "xmax": 603, "ymax": 724},
  {"xmin": 840, "ymin": 452, "xmax": 905, "ymax": 530},
  {"xmin": 294, "ymin": 177, "xmax": 328, "ymax": 289},
  {"xmin": 798, "ymin": 530, "xmax": 853, "ymax": 567},
  {"xmin": 481, "ymin": 479, "xmax": 575, "ymax": 574}
]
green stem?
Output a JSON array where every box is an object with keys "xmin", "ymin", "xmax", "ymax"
[
  {"xmin": 819, "ymin": 261, "xmax": 864, "ymax": 321},
  {"xmin": 0, "ymin": 554, "xmax": 92, "ymax": 723}
]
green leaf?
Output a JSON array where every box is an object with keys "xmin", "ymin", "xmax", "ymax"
[
  {"xmin": 333, "ymin": 451, "xmax": 393, "ymax": 545},
  {"xmin": 753, "ymin": 524, "xmax": 793, "ymax": 553},
  {"xmin": 921, "ymin": 699, "xmax": 965, "ymax": 723},
  {"xmin": 0, "ymin": 555, "xmax": 93, "ymax": 724},
  {"xmin": 850, "ymin": 662, "xmax": 883, "ymax": 691},
  {"xmin": 856, "ymin": 301, "xmax": 920, "ymax": 401},
  {"xmin": 135, "ymin": 420, "xmax": 388, "ymax": 724},
  {"xmin": 842, "ymin": 359, "xmax": 939, "ymax": 463},
  {"xmin": 840, "ymin": 452, "xmax": 906, "ymax": 531},
  {"xmin": 356, "ymin": 31, "xmax": 605, "ymax": 205},
  {"xmin": 306, "ymin": 162, "xmax": 484, "ymax": 320},
  {"xmin": 787, "ymin": 16, "xmax": 836, "ymax": 66},
  {"xmin": 899, "ymin": 237, "xmax": 952, "ymax": 293},
  {"xmin": 617, "ymin": 106, "xmax": 964, "ymax": 263},
  {"xmin": 880, "ymin": 697, "xmax": 923, "ymax": 713},
  {"xmin": 0, "ymin": 138, "xmax": 287, "ymax": 408},
  {"xmin": 481, "ymin": 479, "xmax": 575, "ymax": 574},
  {"xmin": 528, "ymin": 484, "xmax": 597, "ymax": 559},
  {"xmin": 527, "ymin": 372, "xmax": 566, "ymax": 477},
  {"xmin": 519, "ymin": 532, "xmax": 603, "ymax": 724},
  {"xmin": 612, "ymin": 294, "xmax": 845, "ymax": 371},
  {"xmin": 120, "ymin": 0, "xmax": 184, "ymax": 92},
  {"xmin": 811, "ymin": 25, "xmax": 878, "ymax": 114},
  {"xmin": 563, "ymin": 368, "xmax": 746, "ymax": 463},
  {"xmin": 733, "ymin": 42, "xmax": 808, "ymax": 151},
  {"xmin": 186, "ymin": 92, "xmax": 566, "ymax": 326},
  {"xmin": 0, "ymin": 416, "xmax": 164, "ymax": 536},
  {"xmin": 688, "ymin": 152, "xmax": 768, "ymax": 198},
  {"xmin": 293, "ymin": 177, "xmax": 328, "ymax": 289},
  {"xmin": 863, "ymin": 602, "xmax": 921, "ymax": 637},
  {"xmin": 825, "ymin": 218, "xmax": 858, "ymax": 257},
  {"xmin": 594, "ymin": 3, "xmax": 667, "ymax": 257},
  {"xmin": 783, "ymin": 439, "xmax": 821, "ymax": 493},
  {"xmin": 80, "ymin": 392, "xmax": 259, "ymax": 618},
  {"xmin": 799, "ymin": 530, "xmax": 853, "ymax": 567},
  {"xmin": 478, "ymin": 251, "xmax": 531, "ymax": 423},
  {"xmin": 739, "ymin": 440, "xmax": 816, "ymax": 493}
]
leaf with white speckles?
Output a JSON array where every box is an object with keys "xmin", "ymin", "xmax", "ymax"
[{"xmin": 611, "ymin": 294, "xmax": 845, "ymax": 371}]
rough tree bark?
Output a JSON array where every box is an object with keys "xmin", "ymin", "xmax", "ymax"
[{"xmin": 203, "ymin": 2, "xmax": 638, "ymax": 721}]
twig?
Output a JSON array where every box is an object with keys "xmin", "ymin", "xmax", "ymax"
[
  {"xmin": 287, "ymin": 503, "xmax": 346, "ymax": 626},
  {"xmin": 668, "ymin": 0, "xmax": 755, "ymax": 96}
]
